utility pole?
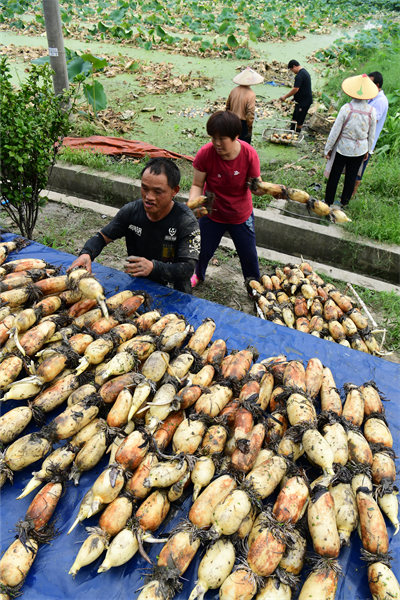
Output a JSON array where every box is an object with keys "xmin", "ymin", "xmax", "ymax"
[{"xmin": 42, "ymin": 0, "xmax": 69, "ymax": 95}]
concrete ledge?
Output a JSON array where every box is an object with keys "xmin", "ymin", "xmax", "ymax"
[
  {"xmin": 48, "ymin": 162, "xmax": 400, "ymax": 284},
  {"xmin": 48, "ymin": 162, "xmax": 189, "ymax": 207}
]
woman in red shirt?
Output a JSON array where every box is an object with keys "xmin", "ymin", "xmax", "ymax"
[{"xmin": 188, "ymin": 110, "xmax": 264, "ymax": 287}]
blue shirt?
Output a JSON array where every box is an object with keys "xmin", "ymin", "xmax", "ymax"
[{"xmin": 368, "ymin": 89, "xmax": 389, "ymax": 150}]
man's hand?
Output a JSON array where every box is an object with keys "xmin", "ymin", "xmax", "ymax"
[
  {"xmin": 279, "ymin": 95, "xmax": 286, "ymax": 101},
  {"xmin": 124, "ymin": 256, "xmax": 154, "ymax": 277},
  {"xmin": 67, "ymin": 253, "xmax": 92, "ymax": 273},
  {"xmin": 325, "ymin": 151, "xmax": 332, "ymax": 159}
]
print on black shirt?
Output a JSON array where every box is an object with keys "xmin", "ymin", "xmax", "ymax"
[{"xmin": 101, "ymin": 200, "xmax": 200, "ymax": 291}]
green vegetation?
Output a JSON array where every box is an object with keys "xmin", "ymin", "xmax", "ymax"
[
  {"xmin": 36, "ymin": 216, "xmax": 70, "ymax": 249},
  {"xmin": 345, "ymin": 156, "xmax": 400, "ymax": 244},
  {"xmin": 0, "ymin": 57, "xmax": 75, "ymax": 239},
  {"xmin": 1, "ymin": 0, "xmax": 399, "ymax": 56},
  {"xmin": 353, "ymin": 287, "xmax": 400, "ymax": 353},
  {"xmin": 59, "ymin": 146, "xmax": 122, "ymax": 171},
  {"xmin": 315, "ymin": 22, "xmax": 400, "ymax": 71}
]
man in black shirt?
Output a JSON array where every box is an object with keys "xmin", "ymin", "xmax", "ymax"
[
  {"xmin": 69, "ymin": 158, "xmax": 200, "ymax": 294},
  {"xmin": 279, "ymin": 59, "xmax": 313, "ymax": 132}
]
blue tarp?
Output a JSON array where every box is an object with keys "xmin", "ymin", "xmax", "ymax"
[{"xmin": 0, "ymin": 234, "xmax": 399, "ymax": 600}]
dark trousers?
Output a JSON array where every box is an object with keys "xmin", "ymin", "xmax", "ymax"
[
  {"xmin": 356, "ymin": 152, "xmax": 371, "ymax": 182},
  {"xmin": 325, "ymin": 151, "xmax": 365, "ymax": 206},
  {"xmin": 239, "ymin": 120, "xmax": 252, "ymax": 144},
  {"xmin": 290, "ymin": 103, "xmax": 311, "ymax": 130},
  {"xmin": 195, "ymin": 213, "xmax": 260, "ymax": 281}
]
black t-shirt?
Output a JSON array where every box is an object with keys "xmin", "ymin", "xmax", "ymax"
[
  {"xmin": 293, "ymin": 68, "xmax": 312, "ymax": 106},
  {"xmin": 101, "ymin": 200, "xmax": 200, "ymax": 290}
]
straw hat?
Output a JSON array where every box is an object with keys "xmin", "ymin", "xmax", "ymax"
[
  {"xmin": 341, "ymin": 74, "xmax": 378, "ymax": 100},
  {"xmin": 233, "ymin": 67, "xmax": 264, "ymax": 86}
]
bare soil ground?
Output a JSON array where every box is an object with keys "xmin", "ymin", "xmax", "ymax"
[{"xmin": 2, "ymin": 199, "xmax": 399, "ymax": 363}]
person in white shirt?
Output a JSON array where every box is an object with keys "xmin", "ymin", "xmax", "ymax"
[
  {"xmin": 324, "ymin": 74, "xmax": 378, "ymax": 209},
  {"xmin": 352, "ymin": 71, "xmax": 389, "ymax": 196}
]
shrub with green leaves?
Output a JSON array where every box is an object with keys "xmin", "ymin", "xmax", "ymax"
[{"xmin": 0, "ymin": 57, "xmax": 75, "ymax": 239}]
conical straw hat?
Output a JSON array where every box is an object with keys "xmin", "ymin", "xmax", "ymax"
[
  {"xmin": 341, "ymin": 74, "xmax": 378, "ymax": 100},
  {"xmin": 233, "ymin": 67, "xmax": 264, "ymax": 86}
]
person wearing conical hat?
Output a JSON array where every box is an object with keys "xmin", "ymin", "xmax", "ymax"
[
  {"xmin": 324, "ymin": 74, "xmax": 378, "ymax": 209},
  {"xmin": 226, "ymin": 67, "xmax": 264, "ymax": 144},
  {"xmin": 352, "ymin": 71, "xmax": 389, "ymax": 197}
]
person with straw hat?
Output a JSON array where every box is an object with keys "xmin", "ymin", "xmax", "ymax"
[
  {"xmin": 324, "ymin": 74, "xmax": 378, "ymax": 209},
  {"xmin": 226, "ymin": 67, "xmax": 264, "ymax": 144},
  {"xmin": 352, "ymin": 71, "xmax": 389, "ymax": 197}
]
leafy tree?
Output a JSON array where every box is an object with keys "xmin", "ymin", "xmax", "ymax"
[{"xmin": 0, "ymin": 57, "xmax": 75, "ymax": 239}]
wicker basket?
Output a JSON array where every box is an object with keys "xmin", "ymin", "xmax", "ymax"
[
  {"xmin": 308, "ymin": 112, "xmax": 335, "ymax": 134},
  {"xmin": 262, "ymin": 127, "xmax": 304, "ymax": 146}
]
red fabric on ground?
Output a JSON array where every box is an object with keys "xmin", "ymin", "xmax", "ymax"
[{"xmin": 62, "ymin": 136, "xmax": 194, "ymax": 162}]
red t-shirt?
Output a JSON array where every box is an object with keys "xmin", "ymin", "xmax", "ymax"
[{"xmin": 193, "ymin": 141, "xmax": 260, "ymax": 224}]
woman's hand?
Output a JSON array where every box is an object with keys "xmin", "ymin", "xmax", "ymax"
[
  {"xmin": 124, "ymin": 256, "xmax": 154, "ymax": 277},
  {"xmin": 193, "ymin": 206, "xmax": 208, "ymax": 219},
  {"xmin": 325, "ymin": 151, "xmax": 332, "ymax": 159}
]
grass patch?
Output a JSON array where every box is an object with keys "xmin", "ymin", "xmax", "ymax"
[
  {"xmin": 344, "ymin": 158, "xmax": 400, "ymax": 244},
  {"xmin": 353, "ymin": 287, "xmax": 400, "ymax": 353},
  {"xmin": 199, "ymin": 280, "xmax": 238, "ymax": 304},
  {"xmin": 214, "ymin": 248, "xmax": 237, "ymax": 264},
  {"xmin": 35, "ymin": 211, "xmax": 86, "ymax": 253},
  {"xmin": 258, "ymin": 257, "xmax": 284, "ymax": 270},
  {"xmin": 70, "ymin": 118, "xmax": 111, "ymax": 139},
  {"xmin": 261, "ymin": 157, "xmax": 324, "ymax": 189},
  {"xmin": 59, "ymin": 147, "xmax": 114, "ymax": 171},
  {"xmin": 36, "ymin": 218, "xmax": 70, "ymax": 249},
  {"xmin": 253, "ymin": 196, "xmax": 273, "ymax": 210},
  {"xmin": 58, "ymin": 147, "xmax": 194, "ymax": 190}
]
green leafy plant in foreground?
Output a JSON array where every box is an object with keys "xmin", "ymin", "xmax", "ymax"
[{"xmin": 0, "ymin": 58, "xmax": 75, "ymax": 239}]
